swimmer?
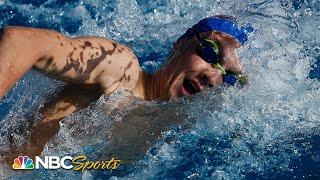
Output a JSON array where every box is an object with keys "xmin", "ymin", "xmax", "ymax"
[
  {"xmin": 0, "ymin": 16, "xmax": 252, "ymax": 162},
  {"xmin": 0, "ymin": 15, "xmax": 251, "ymax": 100}
]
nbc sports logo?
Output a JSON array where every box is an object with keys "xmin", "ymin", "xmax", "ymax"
[
  {"xmin": 12, "ymin": 156, "xmax": 34, "ymax": 170},
  {"xmin": 11, "ymin": 155, "xmax": 121, "ymax": 171}
]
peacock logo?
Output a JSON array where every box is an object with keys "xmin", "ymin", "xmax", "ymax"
[{"xmin": 12, "ymin": 156, "xmax": 34, "ymax": 170}]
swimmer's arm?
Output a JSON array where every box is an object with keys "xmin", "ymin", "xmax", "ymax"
[
  {"xmin": 0, "ymin": 26, "xmax": 140, "ymax": 99},
  {"xmin": 27, "ymin": 85, "xmax": 102, "ymax": 158}
]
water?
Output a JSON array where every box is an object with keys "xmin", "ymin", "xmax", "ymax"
[{"xmin": 1, "ymin": 0, "xmax": 320, "ymax": 179}]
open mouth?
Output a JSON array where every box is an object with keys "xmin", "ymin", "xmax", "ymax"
[{"xmin": 183, "ymin": 79, "xmax": 201, "ymax": 95}]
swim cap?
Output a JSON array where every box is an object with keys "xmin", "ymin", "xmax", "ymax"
[{"xmin": 178, "ymin": 16, "xmax": 254, "ymax": 45}]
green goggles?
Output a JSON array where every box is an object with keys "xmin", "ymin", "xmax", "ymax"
[
  {"xmin": 195, "ymin": 34, "xmax": 247, "ymax": 86},
  {"xmin": 214, "ymin": 63, "xmax": 248, "ymax": 86}
]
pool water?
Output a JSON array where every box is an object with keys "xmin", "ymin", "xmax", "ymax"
[{"xmin": 0, "ymin": 0, "xmax": 320, "ymax": 179}]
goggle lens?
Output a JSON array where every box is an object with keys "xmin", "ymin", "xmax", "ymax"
[
  {"xmin": 223, "ymin": 74, "xmax": 238, "ymax": 85},
  {"xmin": 223, "ymin": 73, "xmax": 248, "ymax": 86},
  {"xmin": 198, "ymin": 39, "xmax": 220, "ymax": 64}
]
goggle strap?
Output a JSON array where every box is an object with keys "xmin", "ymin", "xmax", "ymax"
[
  {"xmin": 215, "ymin": 63, "xmax": 226, "ymax": 75},
  {"xmin": 203, "ymin": 39, "xmax": 220, "ymax": 55}
]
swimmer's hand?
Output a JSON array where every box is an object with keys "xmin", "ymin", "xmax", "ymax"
[{"xmin": 0, "ymin": 26, "xmax": 141, "ymax": 99}]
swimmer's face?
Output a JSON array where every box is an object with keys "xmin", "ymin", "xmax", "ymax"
[{"xmin": 164, "ymin": 32, "xmax": 243, "ymax": 98}]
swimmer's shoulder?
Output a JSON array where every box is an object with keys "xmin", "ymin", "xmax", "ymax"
[
  {"xmin": 1, "ymin": 26, "xmax": 141, "ymax": 94},
  {"xmin": 72, "ymin": 36, "xmax": 141, "ymax": 94}
]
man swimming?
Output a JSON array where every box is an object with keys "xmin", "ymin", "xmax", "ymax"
[
  {"xmin": 0, "ymin": 15, "xmax": 251, "ymax": 100},
  {"xmin": 0, "ymin": 16, "xmax": 252, "ymax": 162}
]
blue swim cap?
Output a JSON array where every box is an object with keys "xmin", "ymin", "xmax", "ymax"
[{"xmin": 179, "ymin": 16, "xmax": 254, "ymax": 45}]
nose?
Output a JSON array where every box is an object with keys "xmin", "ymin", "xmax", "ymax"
[
  {"xmin": 199, "ymin": 59, "xmax": 244, "ymax": 88},
  {"xmin": 198, "ymin": 68, "xmax": 223, "ymax": 87}
]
